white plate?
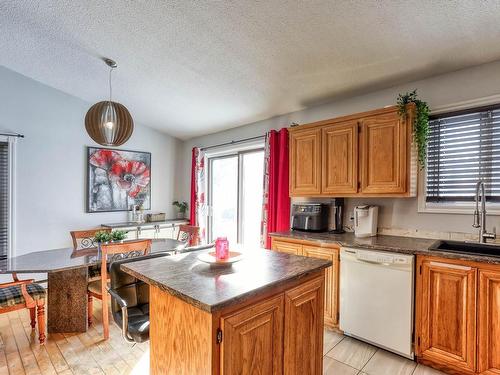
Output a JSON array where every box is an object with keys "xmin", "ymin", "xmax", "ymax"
[{"xmin": 197, "ymin": 251, "xmax": 243, "ymax": 267}]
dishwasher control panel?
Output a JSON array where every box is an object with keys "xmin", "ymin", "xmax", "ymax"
[{"xmin": 342, "ymin": 247, "xmax": 412, "ymax": 265}]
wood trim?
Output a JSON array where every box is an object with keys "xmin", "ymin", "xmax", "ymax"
[
  {"xmin": 150, "ymin": 285, "xmax": 213, "ymax": 375},
  {"xmin": 288, "ymin": 105, "xmax": 408, "ymax": 132}
]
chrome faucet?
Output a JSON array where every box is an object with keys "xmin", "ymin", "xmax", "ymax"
[{"xmin": 472, "ymin": 180, "xmax": 496, "ymax": 243}]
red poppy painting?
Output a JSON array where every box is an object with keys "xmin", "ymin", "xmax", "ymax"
[{"xmin": 87, "ymin": 147, "xmax": 151, "ymax": 212}]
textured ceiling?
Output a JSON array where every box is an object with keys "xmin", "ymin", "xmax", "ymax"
[{"xmin": 2, "ymin": 1, "xmax": 500, "ymax": 139}]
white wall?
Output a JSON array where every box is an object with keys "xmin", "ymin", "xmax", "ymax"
[
  {"xmin": 178, "ymin": 60, "xmax": 500, "ymax": 235},
  {"xmin": 0, "ymin": 65, "xmax": 182, "ymax": 256}
]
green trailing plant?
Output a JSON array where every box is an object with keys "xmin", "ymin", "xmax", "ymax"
[
  {"xmin": 397, "ymin": 89, "xmax": 430, "ymax": 169},
  {"xmin": 94, "ymin": 230, "xmax": 112, "ymax": 243},
  {"xmin": 111, "ymin": 230, "xmax": 127, "ymax": 242},
  {"xmin": 173, "ymin": 200, "xmax": 188, "ymax": 214}
]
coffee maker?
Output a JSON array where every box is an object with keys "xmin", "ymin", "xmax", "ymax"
[
  {"xmin": 328, "ymin": 198, "xmax": 345, "ymax": 233},
  {"xmin": 354, "ymin": 205, "xmax": 379, "ymax": 237}
]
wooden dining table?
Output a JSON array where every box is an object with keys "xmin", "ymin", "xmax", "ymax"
[{"xmin": 0, "ymin": 238, "xmax": 186, "ymax": 333}]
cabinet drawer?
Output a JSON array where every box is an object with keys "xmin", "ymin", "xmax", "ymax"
[{"xmin": 271, "ymin": 240, "xmax": 302, "ymax": 256}]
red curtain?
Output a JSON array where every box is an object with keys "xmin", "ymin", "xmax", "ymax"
[
  {"xmin": 263, "ymin": 128, "xmax": 290, "ymax": 248},
  {"xmin": 189, "ymin": 147, "xmax": 197, "ymax": 226}
]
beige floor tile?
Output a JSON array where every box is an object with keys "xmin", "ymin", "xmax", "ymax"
[
  {"xmin": 362, "ymin": 349, "xmax": 416, "ymax": 375},
  {"xmin": 323, "ymin": 330, "xmax": 344, "ymax": 355},
  {"xmin": 325, "ymin": 336, "xmax": 377, "ymax": 370},
  {"xmin": 413, "ymin": 364, "xmax": 448, "ymax": 375},
  {"xmin": 323, "ymin": 356, "xmax": 358, "ymax": 375}
]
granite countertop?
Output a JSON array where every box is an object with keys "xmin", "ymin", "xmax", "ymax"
[
  {"xmin": 270, "ymin": 231, "xmax": 500, "ymax": 265},
  {"xmin": 121, "ymin": 249, "xmax": 331, "ymax": 312},
  {"xmin": 101, "ymin": 219, "xmax": 188, "ymax": 229}
]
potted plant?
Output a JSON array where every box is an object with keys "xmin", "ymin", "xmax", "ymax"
[
  {"xmin": 94, "ymin": 230, "xmax": 112, "ymax": 244},
  {"xmin": 111, "ymin": 230, "xmax": 127, "ymax": 243},
  {"xmin": 173, "ymin": 201, "xmax": 188, "ymax": 219},
  {"xmin": 397, "ymin": 90, "xmax": 430, "ymax": 169}
]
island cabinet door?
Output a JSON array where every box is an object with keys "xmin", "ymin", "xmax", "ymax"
[
  {"xmin": 302, "ymin": 245, "xmax": 339, "ymax": 327},
  {"xmin": 220, "ymin": 295, "xmax": 284, "ymax": 375},
  {"xmin": 478, "ymin": 269, "xmax": 500, "ymax": 375},
  {"xmin": 284, "ymin": 275, "xmax": 324, "ymax": 375},
  {"xmin": 416, "ymin": 258, "xmax": 477, "ymax": 374}
]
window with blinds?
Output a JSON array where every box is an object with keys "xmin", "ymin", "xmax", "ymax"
[
  {"xmin": 426, "ymin": 104, "xmax": 500, "ymax": 203},
  {"xmin": 0, "ymin": 142, "xmax": 8, "ymax": 260}
]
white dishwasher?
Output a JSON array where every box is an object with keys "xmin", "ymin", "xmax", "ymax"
[{"xmin": 340, "ymin": 247, "xmax": 415, "ymax": 359}]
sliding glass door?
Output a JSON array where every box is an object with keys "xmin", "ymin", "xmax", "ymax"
[{"xmin": 208, "ymin": 148, "xmax": 264, "ymax": 247}]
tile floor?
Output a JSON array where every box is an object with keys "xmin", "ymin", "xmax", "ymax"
[{"xmin": 323, "ymin": 330, "xmax": 447, "ymax": 375}]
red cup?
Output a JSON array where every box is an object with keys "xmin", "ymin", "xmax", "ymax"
[{"xmin": 215, "ymin": 237, "xmax": 229, "ymax": 260}]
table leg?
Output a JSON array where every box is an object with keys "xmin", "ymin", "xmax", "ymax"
[{"xmin": 48, "ymin": 267, "xmax": 88, "ymax": 333}]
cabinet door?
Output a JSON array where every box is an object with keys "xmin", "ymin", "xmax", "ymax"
[
  {"xmin": 321, "ymin": 121, "xmax": 358, "ymax": 194},
  {"xmin": 359, "ymin": 111, "xmax": 407, "ymax": 194},
  {"xmin": 302, "ymin": 246, "xmax": 339, "ymax": 328},
  {"xmin": 271, "ymin": 239, "xmax": 302, "ymax": 256},
  {"xmin": 157, "ymin": 226, "xmax": 175, "ymax": 239},
  {"xmin": 284, "ymin": 275, "xmax": 324, "ymax": 375},
  {"xmin": 289, "ymin": 128, "xmax": 321, "ymax": 196},
  {"xmin": 478, "ymin": 270, "xmax": 500, "ymax": 375},
  {"xmin": 417, "ymin": 258, "xmax": 477, "ymax": 373},
  {"xmin": 221, "ymin": 295, "xmax": 284, "ymax": 375},
  {"xmin": 138, "ymin": 228, "xmax": 156, "ymax": 239}
]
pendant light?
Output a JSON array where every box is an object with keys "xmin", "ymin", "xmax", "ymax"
[{"xmin": 85, "ymin": 58, "xmax": 134, "ymax": 146}]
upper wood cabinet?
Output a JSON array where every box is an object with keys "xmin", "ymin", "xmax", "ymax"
[
  {"xmin": 359, "ymin": 111, "xmax": 407, "ymax": 194},
  {"xmin": 288, "ymin": 105, "xmax": 416, "ymax": 197},
  {"xmin": 289, "ymin": 127, "xmax": 321, "ymax": 195},
  {"xmin": 322, "ymin": 121, "xmax": 358, "ymax": 194},
  {"xmin": 478, "ymin": 270, "xmax": 500, "ymax": 375}
]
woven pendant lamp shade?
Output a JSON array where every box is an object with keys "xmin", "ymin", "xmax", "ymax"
[{"xmin": 85, "ymin": 101, "xmax": 134, "ymax": 146}]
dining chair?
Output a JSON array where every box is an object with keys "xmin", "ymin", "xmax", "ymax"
[
  {"xmin": 176, "ymin": 225, "xmax": 200, "ymax": 246},
  {"xmin": 87, "ymin": 239, "xmax": 151, "ymax": 340},
  {"xmin": 108, "ymin": 252, "xmax": 170, "ymax": 343},
  {"xmin": 0, "ymin": 273, "xmax": 46, "ymax": 344},
  {"xmin": 70, "ymin": 228, "xmax": 111, "ymax": 250}
]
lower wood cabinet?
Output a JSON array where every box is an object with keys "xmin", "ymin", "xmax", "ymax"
[
  {"xmin": 220, "ymin": 276, "xmax": 324, "ymax": 375},
  {"xmin": 271, "ymin": 237, "xmax": 340, "ymax": 328},
  {"xmin": 478, "ymin": 270, "xmax": 500, "ymax": 375},
  {"xmin": 416, "ymin": 255, "xmax": 500, "ymax": 375},
  {"xmin": 221, "ymin": 295, "xmax": 284, "ymax": 375},
  {"xmin": 284, "ymin": 276, "xmax": 324, "ymax": 375}
]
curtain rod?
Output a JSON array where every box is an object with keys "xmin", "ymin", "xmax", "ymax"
[
  {"xmin": 0, "ymin": 132, "xmax": 24, "ymax": 138},
  {"xmin": 200, "ymin": 134, "xmax": 265, "ymax": 151}
]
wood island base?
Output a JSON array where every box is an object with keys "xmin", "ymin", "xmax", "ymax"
[{"xmin": 149, "ymin": 271, "xmax": 325, "ymax": 375}]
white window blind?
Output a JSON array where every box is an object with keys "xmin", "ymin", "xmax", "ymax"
[
  {"xmin": 426, "ymin": 105, "xmax": 500, "ymax": 203},
  {"xmin": 0, "ymin": 141, "xmax": 8, "ymax": 260}
]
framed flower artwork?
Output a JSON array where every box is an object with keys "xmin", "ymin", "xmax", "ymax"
[{"xmin": 86, "ymin": 147, "xmax": 151, "ymax": 212}]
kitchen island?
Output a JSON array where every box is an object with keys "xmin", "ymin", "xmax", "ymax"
[{"xmin": 122, "ymin": 249, "xmax": 332, "ymax": 375}]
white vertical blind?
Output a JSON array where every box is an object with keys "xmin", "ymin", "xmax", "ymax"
[
  {"xmin": 426, "ymin": 105, "xmax": 500, "ymax": 202},
  {"xmin": 0, "ymin": 141, "xmax": 8, "ymax": 260}
]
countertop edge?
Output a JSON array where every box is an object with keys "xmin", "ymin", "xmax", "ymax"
[
  {"xmin": 121, "ymin": 259, "xmax": 331, "ymax": 313},
  {"xmin": 269, "ymin": 232, "xmax": 500, "ymax": 265}
]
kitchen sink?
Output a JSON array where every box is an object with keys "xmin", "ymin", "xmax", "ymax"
[{"xmin": 429, "ymin": 240, "xmax": 500, "ymax": 257}]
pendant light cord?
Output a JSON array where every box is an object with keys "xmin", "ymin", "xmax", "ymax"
[{"xmin": 108, "ymin": 66, "xmax": 115, "ymax": 103}]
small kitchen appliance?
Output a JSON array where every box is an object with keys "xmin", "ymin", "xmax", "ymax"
[
  {"xmin": 354, "ymin": 205, "xmax": 378, "ymax": 237},
  {"xmin": 291, "ymin": 203, "xmax": 328, "ymax": 232},
  {"xmin": 328, "ymin": 198, "xmax": 345, "ymax": 233}
]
